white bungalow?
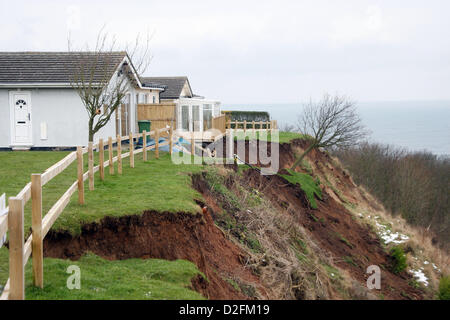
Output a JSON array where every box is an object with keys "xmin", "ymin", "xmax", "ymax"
[
  {"xmin": 0, "ymin": 53, "xmax": 222, "ymax": 150},
  {"xmin": 0, "ymin": 52, "xmax": 166, "ymax": 149}
]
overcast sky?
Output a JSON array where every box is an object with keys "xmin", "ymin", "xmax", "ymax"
[{"xmin": 1, "ymin": 0, "xmax": 449, "ymax": 104}]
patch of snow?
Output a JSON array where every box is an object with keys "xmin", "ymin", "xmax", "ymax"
[
  {"xmin": 432, "ymin": 263, "xmax": 441, "ymax": 273},
  {"xmin": 409, "ymin": 269, "xmax": 429, "ymax": 286},
  {"xmin": 375, "ymin": 222, "xmax": 409, "ymax": 244},
  {"xmin": 423, "ymin": 261, "xmax": 429, "ymax": 265}
]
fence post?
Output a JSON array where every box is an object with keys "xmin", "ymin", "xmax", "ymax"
[
  {"xmin": 31, "ymin": 174, "xmax": 43, "ymax": 288},
  {"xmin": 191, "ymin": 133, "xmax": 195, "ymax": 156},
  {"xmin": 76, "ymin": 146, "xmax": 85, "ymax": 205},
  {"xmin": 155, "ymin": 130, "xmax": 160, "ymax": 159},
  {"xmin": 143, "ymin": 130, "xmax": 147, "ymax": 161},
  {"xmin": 169, "ymin": 126, "xmax": 173, "ymax": 155},
  {"xmin": 253, "ymin": 121, "xmax": 256, "ymax": 133},
  {"xmin": 244, "ymin": 120, "xmax": 247, "ymax": 134},
  {"xmin": 129, "ymin": 132, "xmax": 134, "ymax": 168},
  {"xmin": 117, "ymin": 135, "xmax": 122, "ymax": 174},
  {"xmin": 234, "ymin": 121, "xmax": 238, "ymax": 134},
  {"xmin": 99, "ymin": 139, "xmax": 104, "ymax": 181},
  {"xmin": 88, "ymin": 141, "xmax": 94, "ymax": 190},
  {"xmin": 108, "ymin": 137, "xmax": 114, "ymax": 175},
  {"xmin": 8, "ymin": 197, "xmax": 24, "ymax": 300}
]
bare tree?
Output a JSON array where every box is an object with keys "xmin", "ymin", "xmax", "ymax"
[
  {"xmin": 68, "ymin": 29, "xmax": 152, "ymax": 142},
  {"xmin": 291, "ymin": 93, "xmax": 368, "ymax": 170}
]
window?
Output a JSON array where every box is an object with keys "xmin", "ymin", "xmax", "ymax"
[
  {"xmin": 152, "ymin": 95, "xmax": 156, "ymax": 104},
  {"xmin": 193, "ymin": 105, "xmax": 200, "ymax": 131},
  {"xmin": 203, "ymin": 104, "xmax": 212, "ymax": 130},
  {"xmin": 181, "ymin": 105, "xmax": 189, "ymax": 130}
]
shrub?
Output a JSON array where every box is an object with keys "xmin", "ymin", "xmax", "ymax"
[
  {"xmin": 334, "ymin": 142, "xmax": 450, "ymax": 249},
  {"xmin": 390, "ymin": 246, "xmax": 407, "ymax": 274},
  {"xmin": 438, "ymin": 276, "xmax": 450, "ymax": 300}
]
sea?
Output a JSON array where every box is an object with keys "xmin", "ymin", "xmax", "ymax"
[{"xmin": 225, "ymin": 101, "xmax": 450, "ymax": 156}]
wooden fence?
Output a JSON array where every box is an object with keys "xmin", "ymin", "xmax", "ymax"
[
  {"xmin": 226, "ymin": 120, "xmax": 277, "ymax": 133},
  {"xmin": 212, "ymin": 115, "xmax": 227, "ymax": 134},
  {"xmin": 0, "ymin": 126, "xmax": 173, "ymax": 300},
  {"xmin": 137, "ymin": 103, "xmax": 176, "ymax": 132}
]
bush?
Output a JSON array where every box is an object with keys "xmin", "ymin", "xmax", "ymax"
[
  {"xmin": 438, "ymin": 276, "xmax": 450, "ymax": 300},
  {"xmin": 334, "ymin": 142, "xmax": 450, "ymax": 249},
  {"xmin": 390, "ymin": 246, "xmax": 407, "ymax": 274}
]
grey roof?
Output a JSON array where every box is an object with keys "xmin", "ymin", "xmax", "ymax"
[
  {"xmin": 0, "ymin": 52, "xmax": 127, "ymax": 84},
  {"xmin": 140, "ymin": 76, "xmax": 193, "ymax": 99}
]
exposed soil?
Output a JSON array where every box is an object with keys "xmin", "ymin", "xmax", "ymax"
[
  {"xmin": 201, "ymin": 138, "xmax": 426, "ymax": 299},
  {"xmin": 240, "ymin": 169, "xmax": 424, "ymax": 299},
  {"xmin": 43, "ymin": 137, "xmax": 427, "ymax": 300},
  {"xmin": 43, "ymin": 210, "xmax": 264, "ymax": 300}
]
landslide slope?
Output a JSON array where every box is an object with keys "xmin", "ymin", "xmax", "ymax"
[{"xmin": 12, "ymin": 138, "xmax": 446, "ymax": 300}]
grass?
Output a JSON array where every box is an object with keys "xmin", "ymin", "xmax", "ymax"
[
  {"xmin": 233, "ymin": 131, "xmax": 305, "ymax": 144},
  {"xmin": 279, "ymin": 169, "xmax": 322, "ymax": 209},
  {"xmin": 0, "ymin": 151, "xmax": 71, "ymax": 204},
  {"xmin": 390, "ymin": 246, "xmax": 407, "ymax": 274},
  {"xmin": 438, "ymin": 275, "xmax": 450, "ymax": 300},
  {"xmin": 323, "ymin": 264, "xmax": 343, "ymax": 281},
  {"xmin": 343, "ymin": 256, "xmax": 358, "ymax": 267},
  {"xmin": 334, "ymin": 232, "xmax": 354, "ymax": 249},
  {"xmin": 0, "ymin": 149, "xmax": 209, "ymax": 296},
  {"xmin": 24, "ymin": 253, "xmax": 205, "ymax": 300},
  {"xmin": 0, "ymin": 150, "xmax": 206, "ymax": 236}
]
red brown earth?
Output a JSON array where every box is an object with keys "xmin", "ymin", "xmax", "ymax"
[
  {"xmin": 203, "ymin": 138, "xmax": 425, "ymax": 299},
  {"xmin": 239, "ymin": 168, "xmax": 423, "ymax": 300},
  {"xmin": 43, "ymin": 210, "xmax": 265, "ymax": 300},
  {"xmin": 43, "ymin": 138, "xmax": 426, "ymax": 300}
]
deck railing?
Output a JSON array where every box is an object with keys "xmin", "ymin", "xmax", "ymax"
[{"xmin": 226, "ymin": 120, "xmax": 277, "ymax": 132}]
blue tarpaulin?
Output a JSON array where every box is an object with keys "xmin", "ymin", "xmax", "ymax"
[{"xmin": 135, "ymin": 136, "xmax": 191, "ymax": 154}]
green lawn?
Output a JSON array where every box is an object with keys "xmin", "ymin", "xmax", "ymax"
[
  {"xmin": 0, "ymin": 249, "xmax": 205, "ymax": 299},
  {"xmin": 0, "ymin": 150, "xmax": 205, "ymax": 236},
  {"xmin": 234, "ymin": 131, "xmax": 306, "ymax": 143},
  {"xmin": 0, "ymin": 149, "xmax": 208, "ymax": 299},
  {"xmin": 26, "ymin": 254, "xmax": 205, "ymax": 300}
]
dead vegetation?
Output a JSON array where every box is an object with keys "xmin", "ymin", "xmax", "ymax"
[
  {"xmin": 287, "ymin": 141, "xmax": 449, "ymax": 296},
  {"xmin": 194, "ymin": 169, "xmax": 370, "ymax": 299}
]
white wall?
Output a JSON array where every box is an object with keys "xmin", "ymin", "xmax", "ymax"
[
  {"xmin": 180, "ymin": 82, "xmax": 192, "ymax": 98},
  {"xmin": 0, "ymin": 89, "xmax": 10, "ymax": 147},
  {"xmin": 0, "ymin": 86, "xmax": 136, "ymax": 148},
  {"xmin": 136, "ymin": 89, "xmax": 160, "ymax": 104}
]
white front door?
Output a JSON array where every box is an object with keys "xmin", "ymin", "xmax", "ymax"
[{"xmin": 10, "ymin": 91, "xmax": 32, "ymax": 146}]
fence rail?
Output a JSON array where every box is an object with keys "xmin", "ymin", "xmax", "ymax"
[
  {"xmin": 226, "ymin": 120, "xmax": 277, "ymax": 132},
  {"xmin": 0, "ymin": 126, "xmax": 173, "ymax": 300}
]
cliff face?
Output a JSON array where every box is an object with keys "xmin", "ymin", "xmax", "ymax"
[
  {"xmin": 190, "ymin": 138, "xmax": 445, "ymax": 299},
  {"xmin": 42, "ymin": 139, "xmax": 446, "ymax": 300}
]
